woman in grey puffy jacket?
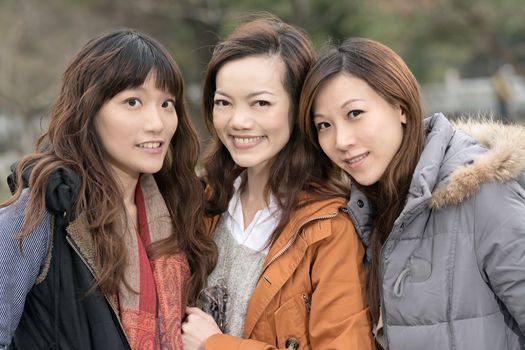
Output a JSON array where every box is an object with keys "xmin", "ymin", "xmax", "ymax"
[{"xmin": 299, "ymin": 37, "xmax": 525, "ymax": 350}]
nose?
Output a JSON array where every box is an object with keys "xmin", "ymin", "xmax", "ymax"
[
  {"xmin": 334, "ymin": 123, "xmax": 356, "ymax": 151},
  {"xmin": 144, "ymin": 105, "xmax": 164, "ymax": 133},
  {"xmin": 228, "ymin": 106, "xmax": 253, "ymax": 130}
]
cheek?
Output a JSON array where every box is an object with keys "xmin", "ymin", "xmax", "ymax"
[
  {"xmin": 212, "ymin": 114, "xmax": 232, "ymax": 144},
  {"xmin": 390, "ymin": 123, "xmax": 404, "ymax": 152},
  {"xmin": 169, "ymin": 118, "xmax": 178, "ymax": 136},
  {"xmin": 93, "ymin": 118, "xmax": 112, "ymax": 147},
  {"xmin": 272, "ymin": 107, "xmax": 293, "ymax": 136},
  {"xmin": 317, "ymin": 134, "xmax": 333, "ymax": 157},
  {"xmin": 281, "ymin": 117, "xmax": 293, "ymax": 139},
  {"xmin": 212, "ymin": 111, "xmax": 225, "ymax": 131}
]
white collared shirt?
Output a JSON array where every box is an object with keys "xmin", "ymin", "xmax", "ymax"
[{"xmin": 223, "ymin": 175, "xmax": 281, "ymax": 252}]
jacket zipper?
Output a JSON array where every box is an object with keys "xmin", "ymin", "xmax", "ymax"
[
  {"xmin": 302, "ymin": 293, "xmax": 311, "ymax": 313},
  {"xmin": 379, "ymin": 222, "xmax": 405, "ymax": 348},
  {"xmin": 260, "ymin": 212, "xmax": 337, "ymax": 275},
  {"xmin": 379, "ymin": 241, "xmax": 388, "ymax": 348},
  {"xmin": 65, "ymin": 235, "xmax": 132, "ymax": 348}
]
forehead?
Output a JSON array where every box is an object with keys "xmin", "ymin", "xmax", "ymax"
[
  {"xmin": 105, "ymin": 63, "xmax": 180, "ymax": 100},
  {"xmin": 313, "ymin": 73, "xmax": 374, "ymax": 108},
  {"xmin": 215, "ymin": 55, "xmax": 286, "ymax": 91}
]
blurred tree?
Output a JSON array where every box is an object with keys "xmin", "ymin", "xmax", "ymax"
[
  {"xmin": 0, "ymin": 0, "xmax": 117, "ymax": 151},
  {"xmin": 0, "ymin": 0, "xmax": 524, "ymax": 153}
]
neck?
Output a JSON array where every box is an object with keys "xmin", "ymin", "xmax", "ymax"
[
  {"xmin": 122, "ymin": 179, "xmax": 139, "ymax": 209},
  {"xmin": 240, "ymin": 166, "xmax": 271, "ymax": 228},
  {"xmin": 244, "ymin": 166, "xmax": 270, "ymax": 204},
  {"xmin": 112, "ymin": 169, "xmax": 140, "ymax": 226}
]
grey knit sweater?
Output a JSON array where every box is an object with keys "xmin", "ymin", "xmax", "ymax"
[{"xmin": 206, "ymin": 218, "xmax": 267, "ymax": 336}]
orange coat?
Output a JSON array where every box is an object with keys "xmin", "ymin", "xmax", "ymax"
[{"xmin": 205, "ymin": 196, "xmax": 374, "ymax": 350}]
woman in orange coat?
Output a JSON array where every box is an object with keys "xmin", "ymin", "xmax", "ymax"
[{"xmin": 181, "ymin": 16, "xmax": 374, "ymax": 350}]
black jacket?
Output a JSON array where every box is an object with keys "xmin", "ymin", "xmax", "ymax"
[{"xmin": 9, "ymin": 167, "xmax": 131, "ymax": 350}]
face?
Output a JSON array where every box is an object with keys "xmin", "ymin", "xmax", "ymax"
[
  {"xmin": 312, "ymin": 73, "xmax": 406, "ymax": 186},
  {"xmin": 212, "ymin": 55, "xmax": 292, "ymax": 174},
  {"xmin": 95, "ymin": 71, "xmax": 178, "ymax": 184}
]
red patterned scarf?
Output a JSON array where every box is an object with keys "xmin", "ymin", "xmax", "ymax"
[{"xmin": 118, "ymin": 174, "xmax": 190, "ymax": 350}]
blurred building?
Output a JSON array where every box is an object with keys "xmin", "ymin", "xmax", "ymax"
[{"xmin": 421, "ymin": 65, "xmax": 525, "ymax": 122}]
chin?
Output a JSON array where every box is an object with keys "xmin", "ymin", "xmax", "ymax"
[
  {"xmin": 350, "ymin": 173, "xmax": 380, "ymax": 187},
  {"xmin": 231, "ymin": 156, "xmax": 262, "ymax": 169},
  {"xmin": 141, "ymin": 165, "xmax": 164, "ymax": 175}
]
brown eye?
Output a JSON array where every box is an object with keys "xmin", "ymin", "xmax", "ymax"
[
  {"xmin": 162, "ymin": 100, "xmax": 176, "ymax": 109},
  {"xmin": 316, "ymin": 121, "xmax": 331, "ymax": 130},
  {"xmin": 125, "ymin": 98, "xmax": 141, "ymax": 107},
  {"xmin": 254, "ymin": 100, "xmax": 271, "ymax": 107},
  {"xmin": 213, "ymin": 99, "xmax": 231, "ymax": 107},
  {"xmin": 347, "ymin": 110, "xmax": 363, "ymax": 118}
]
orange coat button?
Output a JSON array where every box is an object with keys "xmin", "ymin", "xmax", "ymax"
[{"xmin": 285, "ymin": 337, "xmax": 299, "ymax": 350}]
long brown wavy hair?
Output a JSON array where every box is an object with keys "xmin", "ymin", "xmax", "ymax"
[
  {"xmin": 2, "ymin": 29, "xmax": 217, "ymax": 303},
  {"xmin": 299, "ymin": 38, "xmax": 426, "ymax": 325},
  {"xmin": 202, "ymin": 15, "xmax": 347, "ymax": 245}
]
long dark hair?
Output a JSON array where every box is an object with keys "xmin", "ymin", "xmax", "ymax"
[
  {"xmin": 202, "ymin": 15, "xmax": 346, "ymax": 246},
  {"xmin": 299, "ymin": 37, "xmax": 426, "ymax": 324},
  {"xmin": 2, "ymin": 29, "xmax": 217, "ymax": 303}
]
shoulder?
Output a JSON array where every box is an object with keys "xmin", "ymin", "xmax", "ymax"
[
  {"xmin": 1, "ymin": 189, "xmax": 53, "ymax": 253},
  {"xmin": 298, "ymin": 194, "xmax": 347, "ymax": 214},
  {"xmin": 295, "ymin": 195, "xmax": 349, "ymax": 227},
  {"xmin": 0, "ymin": 189, "xmax": 52, "ymax": 280},
  {"xmin": 1, "ymin": 188, "xmax": 52, "ymax": 240},
  {"xmin": 445, "ymin": 178, "xmax": 525, "ymax": 255},
  {"xmin": 472, "ymin": 179, "xmax": 525, "ymax": 221},
  {"xmin": 430, "ymin": 119, "xmax": 525, "ymax": 209},
  {"xmin": 1, "ymin": 189, "xmax": 32, "ymax": 226},
  {"xmin": 294, "ymin": 195, "xmax": 358, "ymax": 246}
]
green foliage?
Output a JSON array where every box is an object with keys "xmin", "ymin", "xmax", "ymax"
[{"xmin": 0, "ymin": 0, "xmax": 524, "ymax": 153}]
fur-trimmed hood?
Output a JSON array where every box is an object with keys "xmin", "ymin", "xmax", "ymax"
[
  {"xmin": 370, "ymin": 114, "xmax": 525, "ymax": 350},
  {"xmin": 346, "ymin": 113, "xmax": 525, "ymax": 266},
  {"xmin": 427, "ymin": 115, "xmax": 525, "ymax": 208}
]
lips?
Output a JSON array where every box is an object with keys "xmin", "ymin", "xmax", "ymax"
[
  {"xmin": 137, "ymin": 141, "xmax": 163, "ymax": 149},
  {"xmin": 345, "ymin": 152, "xmax": 369, "ymax": 164},
  {"xmin": 230, "ymin": 135, "xmax": 265, "ymax": 149},
  {"xmin": 233, "ymin": 136, "xmax": 263, "ymax": 144}
]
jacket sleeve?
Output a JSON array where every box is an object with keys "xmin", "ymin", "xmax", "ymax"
[
  {"xmin": 206, "ymin": 334, "xmax": 274, "ymax": 350},
  {"xmin": 205, "ymin": 212, "xmax": 374, "ymax": 350},
  {"xmin": 0, "ymin": 189, "xmax": 50, "ymax": 346},
  {"xmin": 474, "ymin": 181, "xmax": 525, "ymax": 335},
  {"xmin": 307, "ymin": 211, "xmax": 374, "ymax": 349}
]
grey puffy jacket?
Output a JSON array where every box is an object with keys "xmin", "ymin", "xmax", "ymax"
[{"xmin": 347, "ymin": 113, "xmax": 525, "ymax": 350}]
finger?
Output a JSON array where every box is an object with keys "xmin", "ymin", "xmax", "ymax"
[
  {"xmin": 185, "ymin": 306, "xmax": 204, "ymax": 315},
  {"xmin": 181, "ymin": 321, "xmax": 192, "ymax": 333}
]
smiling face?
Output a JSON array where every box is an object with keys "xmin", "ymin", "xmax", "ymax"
[
  {"xmin": 95, "ymin": 70, "xmax": 178, "ymax": 184},
  {"xmin": 212, "ymin": 55, "xmax": 292, "ymax": 174},
  {"xmin": 312, "ymin": 73, "xmax": 406, "ymax": 186}
]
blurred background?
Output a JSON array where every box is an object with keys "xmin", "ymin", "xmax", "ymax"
[{"xmin": 1, "ymin": 0, "xmax": 525, "ymax": 201}]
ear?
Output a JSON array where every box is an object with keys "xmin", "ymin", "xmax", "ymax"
[{"xmin": 399, "ymin": 107, "xmax": 407, "ymax": 125}]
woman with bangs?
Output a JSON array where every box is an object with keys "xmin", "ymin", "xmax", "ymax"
[
  {"xmin": 0, "ymin": 29, "xmax": 216, "ymax": 350},
  {"xmin": 181, "ymin": 16, "xmax": 374, "ymax": 350}
]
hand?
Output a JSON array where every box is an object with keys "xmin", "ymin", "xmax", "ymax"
[{"xmin": 182, "ymin": 306, "xmax": 222, "ymax": 350}]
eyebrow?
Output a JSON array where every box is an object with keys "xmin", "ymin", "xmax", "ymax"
[
  {"xmin": 126, "ymin": 85, "xmax": 148, "ymax": 92},
  {"xmin": 125, "ymin": 85, "xmax": 175, "ymax": 96},
  {"xmin": 215, "ymin": 90, "xmax": 276, "ymax": 98},
  {"xmin": 341, "ymin": 98, "xmax": 365, "ymax": 109},
  {"xmin": 313, "ymin": 98, "xmax": 365, "ymax": 118}
]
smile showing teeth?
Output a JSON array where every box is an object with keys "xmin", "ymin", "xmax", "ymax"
[
  {"xmin": 347, "ymin": 152, "xmax": 368, "ymax": 164},
  {"xmin": 138, "ymin": 142, "xmax": 161, "ymax": 149},
  {"xmin": 233, "ymin": 136, "xmax": 263, "ymax": 144}
]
